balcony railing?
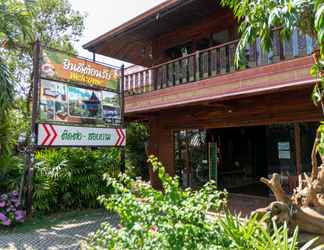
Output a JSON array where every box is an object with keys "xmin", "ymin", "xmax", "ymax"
[{"xmin": 124, "ymin": 29, "xmax": 317, "ymax": 96}]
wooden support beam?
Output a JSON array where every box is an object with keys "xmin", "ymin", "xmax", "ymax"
[{"xmin": 294, "ymin": 123, "xmax": 302, "ymax": 176}]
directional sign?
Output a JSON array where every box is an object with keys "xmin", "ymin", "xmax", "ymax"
[{"xmin": 37, "ymin": 123, "xmax": 126, "ymax": 147}]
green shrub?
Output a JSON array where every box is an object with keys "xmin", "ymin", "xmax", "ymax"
[
  {"xmin": 33, "ymin": 148, "xmax": 120, "ymax": 213},
  {"xmin": 89, "ymin": 155, "xmax": 228, "ymax": 249},
  {"xmin": 0, "ymin": 154, "xmax": 24, "ymax": 193},
  {"xmin": 125, "ymin": 122, "xmax": 149, "ymax": 180},
  {"xmin": 89, "ymin": 156, "xmax": 320, "ymax": 250}
]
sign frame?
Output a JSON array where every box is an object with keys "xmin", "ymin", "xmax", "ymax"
[
  {"xmin": 34, "ymin": 44, "xmax": 126, "ymax": 148},
  {"xmin": 37, "ymin": 123, "xmax": 126, "ymax": 148}
]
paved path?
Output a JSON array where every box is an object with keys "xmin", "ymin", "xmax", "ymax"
[{"xmin": 0, "ymin": 211, "xmax": 118, "ymax": 250}]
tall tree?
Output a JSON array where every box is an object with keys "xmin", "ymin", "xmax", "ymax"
[
  {"xmin": 0, "ymin": 0, "xmax": 31, "ymax": 154},
  {"xmin": 221, "ymin": 0, "xmax": 324, "ymax": 240},
  {"xmin": 1, "ymin": 0, "xmax": 85, "ymax": 144},
  {"xmin": 0, "ymin": 0, "xmax": 86, "ymax": 201}
]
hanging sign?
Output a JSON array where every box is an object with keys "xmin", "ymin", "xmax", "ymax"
[
  {"xmin": 37, "ymin": 123, "xmax": 126, "ymax": 147},
  {"xmin": 41, "ymin": 49, "xmax": 119, "ymax": 91}
]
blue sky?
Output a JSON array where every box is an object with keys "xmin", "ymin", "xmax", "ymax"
[{"xmin": 69, "ymin": 0, "xmax": 165, "ymax": 67}]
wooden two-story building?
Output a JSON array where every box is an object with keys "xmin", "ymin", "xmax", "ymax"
[{"xmin": 84, "ymin": 0, "xmax": 321, "ymax": 199}]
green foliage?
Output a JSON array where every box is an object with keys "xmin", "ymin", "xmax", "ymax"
[
  {"xmin": 220, "ymin": 213, "xmax": 301, "ymax": 250},
  {"xmin": 126, "ymin": 122, "xmax": 149, "ymax": 179},
  {"xmin": 0, "ymin": 0, "xmax": 86, "ymax": 210},
  {"xmin": 221, "ymin": 0, "xmax": 324, "ymax": 154},
  {"xmin": 33, "ymin": 148, "xmax": 119, "ymax": 213},
  {"xmin": 0, "ymin": 58, "xmax": 15, "ymax": 155},
  {"xmin": 89, "ymin": 156, "xmax": 228, "ymax": 249},
  {"xmin": 316, "ymin": 122, "xmax": 324, "ymax": 156},
  {"xmin": 221, "ymin": 0, "xmax": 319, "ymax": 66},
  {"xmin": 89, "ymin": 156, "xmax": 319, "ymax": 249},
  {"xmin": 0, "ymin": 154, "xmax": 23, "ymax": 192},
  {"xmin": 0, "ymin": 0, "xmax": 31, "ymax": 47},
  {"xmin": 27, "ymin": 0, "xmax": 86, "ymax": 51}
]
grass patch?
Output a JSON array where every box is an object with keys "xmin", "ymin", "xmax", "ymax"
[{"xmin": 0, "ymin": 208, "xmax": 106, "ymax": 235}]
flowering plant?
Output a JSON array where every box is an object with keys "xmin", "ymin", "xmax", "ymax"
[
  {"xmin": 0, "ymin": 191, "xmax": 26, "ymax": 226},
  {"xmin": 89, "ymin": 156, "xmax": 227, "ymax": 249}
]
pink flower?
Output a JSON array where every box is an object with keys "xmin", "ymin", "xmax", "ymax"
[
  {"xmin": 0, "ymin": 212, "xmax": 7, "ymax": 221},
  {"xmin": 2, "ymin": 219, "xmax": 11, "ymax": 226},
  {"xmin": 150, "ymin": 225, "xmax": 158, "ymax": 233},
  {"xmin": 11, "ymin": 191, "xmax": 18, "ymax": 197},
  {"xmin": 0, "ymin": 201, "xmax": 5, "ymax": 208},
  {"xmin": 15, "ymin": 210, "xmax": 26, "ymax": 222}
]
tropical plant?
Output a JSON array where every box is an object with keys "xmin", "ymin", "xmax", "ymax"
[
  {"xmin": 220, "ymin": 0, "xmax": 323, "ymax": 107},
  {"xmin": 32, "ymin": 148, "xmax": 119, "ymax": 213},
  {"xmin": 126, "ymin": 122, "xmax": 149, "ymax": 179},
  {"xmin": 0, "ymin": 0, "xmax": 86, "ymax": 214},
  {"xmin": 89, "ymin": 155, "xmax": 228, "ymax": 249},
  {"xmin": 0, "ymin": 191, "xmax": 26, "ymax": 226},
  {"xmin": 0, "ymin": 58, "xmax": 14, "ymax": 155},
  {"xmin": 89, "ymin": 156, "xmax": 321, "ymax": 249},
  {"xmin": 0, "ymin": 155, "xmax": 24, "ymax": 192},
  {"xmin": 221, "ymin": 0, "xmax": 324, "ymax": 240},
  {"xmin": 0, "ymin": 1, "xmax": 31, "ymax": 199}
]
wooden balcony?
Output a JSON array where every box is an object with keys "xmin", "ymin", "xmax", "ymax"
[{"xmin": 124, "ymin": 30, "xmax": 317, "ymax": 114}]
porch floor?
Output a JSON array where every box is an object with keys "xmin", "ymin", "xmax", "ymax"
[{"xmin": 227, "ymin": 193, "xmax": 275, "ymax": 217}]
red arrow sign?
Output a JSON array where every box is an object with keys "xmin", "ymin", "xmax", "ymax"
[
  {"xmin": 41, "ymin": 124, "xmax": 50, "ymax": 145},
  {"xmin": 48, "ymin": 124, "xmax": 57, "ymax": 146},
  {"xmin": 115, "ymin": 128, "xmax": 125, "ymax": 146},
  {"xmin": 119, "ymin": 128, "xmax": 125, "ymax": 146},
  {"xmin": 40, "ymin": 124, "xmax": 57, "ymax": 146}
]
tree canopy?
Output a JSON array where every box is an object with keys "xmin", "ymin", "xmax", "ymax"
[
  {"xmin": 222, "ymin": 0, "xmax": 323, "ymax": 116},
  {"xmin": 0, "ymin": 0, "xmax": 86, "ymax": 172}
]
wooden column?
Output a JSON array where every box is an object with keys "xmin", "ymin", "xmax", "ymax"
[
  {"xmin": 294, "ymin": 123, "xmax": 302, "ymax": 175},
  {"xmin": 148, "ymin": 117, "xmax": 175, "ymax": 189},
  {"xmin": 26, "ymin": 39, "xmax": 41, "ymax": 217},
  {"xmin": 120, "ymin": 64, "xmax": 126, "ymax": 173}
]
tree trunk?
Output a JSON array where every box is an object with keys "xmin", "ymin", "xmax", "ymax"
[{"xmin": 253, "ymin": 132, "xmax": 324, "ymax": 240}]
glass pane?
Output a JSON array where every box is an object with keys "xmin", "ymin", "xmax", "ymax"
[
  {"xmin": 266, "ymin": 124, "xmax": 296, "ymax": 193},
  {"xmin": 300, "ymin": 122, "xmax": 319, "ymax": 174},
  {"xmin": 174, "ymin": 129, "xmax": 208, "ymax": 189}
]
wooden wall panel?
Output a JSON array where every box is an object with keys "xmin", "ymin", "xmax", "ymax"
[
  {"xmin": 152, "ymin": 9, "xmax": 235, "ymax": 64},
  {"xmin": 158, "ymin": 87, "xmax": 322, "ymax": 130}
]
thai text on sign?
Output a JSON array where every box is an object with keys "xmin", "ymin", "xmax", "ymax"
[
  {"xmin": 37, "ymin": 124, "xmax": 126, "ymax": 147},
  {"xmin": 41, "ymin": 49, "xmax": 119, "ymax": 90}
]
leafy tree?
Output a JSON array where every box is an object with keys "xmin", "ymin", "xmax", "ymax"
[
  {"xmin": 220, "ymin": 0, "xmax": 323, "ymax": 107},
  {"xmin": 0, "ymin": 0, "xmax": 86, "ymax": 195},
  {"xmin": 4, "ymin": 0, "xmax": 85, "ymax": 104},
  {"xmin": 221, "ymin": 0, "xmax": 324, "ymax": 240},
  {"xmin": 0, "ymin": 0, "xmax": 31, "ymax": 155}
]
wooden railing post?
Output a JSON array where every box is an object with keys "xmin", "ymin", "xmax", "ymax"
[
  {"xmin": 195, "ymin": 50, "xmax": 200, "ymax": 81},
  {"xmin": 152, "ymin": 68, "xmax": 158, "ymax": 91}
]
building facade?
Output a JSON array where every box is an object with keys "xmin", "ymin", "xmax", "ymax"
[{"xmin": 84, "ymin": 0, "xmax": 321, "ymax": 198}]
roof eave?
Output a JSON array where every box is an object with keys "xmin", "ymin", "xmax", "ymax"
[{"xmin": 82, "ymin": 0, "xmax": 181, "ymax": 51}]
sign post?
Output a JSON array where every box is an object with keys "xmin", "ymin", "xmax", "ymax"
[
  {"xmin": 26, "ymin": 39, "xmax": 41, "ymax": 216},
  {"xmin": 120, "ymin": 64, "xmax": 125, "ymax": 173}
]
